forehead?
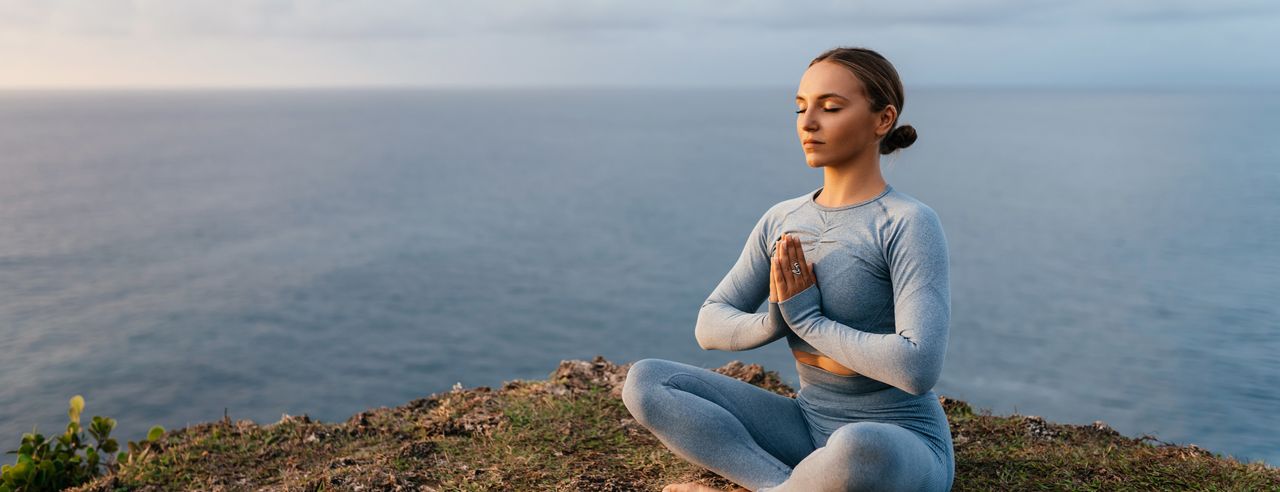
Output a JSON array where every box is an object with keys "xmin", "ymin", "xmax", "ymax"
[{"xmin": 796, "ymin": 60, "xmax": 864, "ymax": 101}]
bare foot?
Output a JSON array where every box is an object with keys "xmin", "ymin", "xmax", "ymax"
[{"xmin": 661, "ymin": 482, "xmax": 746, "ymax": 492}]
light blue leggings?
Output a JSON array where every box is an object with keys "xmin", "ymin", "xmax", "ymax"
[{"xmin": 621, "ymin": 358, "xmax": 954, "ymax": 491}]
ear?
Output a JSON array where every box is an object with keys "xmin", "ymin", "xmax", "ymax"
[{"xmin": 877, "ymin": 105, "xmax": 897, "ymax": 136}]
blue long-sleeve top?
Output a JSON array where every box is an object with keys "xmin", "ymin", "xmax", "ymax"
[{"xmin": 694, "ymin": 184, "xmax": 951, "ymax": 396}]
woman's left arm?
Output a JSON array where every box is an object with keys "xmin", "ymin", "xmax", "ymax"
[{"xmin": 777, "ymin": 206, "xmax": 950, "ymax": 396}]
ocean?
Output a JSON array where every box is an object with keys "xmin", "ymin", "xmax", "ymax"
[{"xmin": 1, "ymin": 86, "xmax": 1276, "ymax": 466}]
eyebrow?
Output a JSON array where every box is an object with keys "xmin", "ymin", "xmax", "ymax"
[{"xmin": 795, "ymin": 93, "xmax": 847, "ymax": 102}]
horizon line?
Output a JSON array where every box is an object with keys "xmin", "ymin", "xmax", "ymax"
[{"xmin": 0, "ymin": 81, "xmax": 1275, "ymax": 92}]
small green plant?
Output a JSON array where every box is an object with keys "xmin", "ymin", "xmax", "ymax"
[{"xmin": 0, "ymin": 395, "xmax": 165, "ymax": 492}]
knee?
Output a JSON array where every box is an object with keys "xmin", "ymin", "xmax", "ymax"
[
  {"xmin": 621, "ymin": 358, "xmax": 674, "ymax": 421},
  {"xmin": 826, "ymin": 423, "xmax": 904, "ymax": 489}
]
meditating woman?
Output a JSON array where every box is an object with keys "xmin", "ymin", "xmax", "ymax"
[{"xmin": 621, "ymin": 46, "xmax": 955, "ymax": 492}]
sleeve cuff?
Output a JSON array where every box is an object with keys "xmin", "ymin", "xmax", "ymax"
[
  {"xmin": 777, "ymin": 283, "xmax": 822, "ymax": 329},
  {"xmin": 768, "ymin": 301, "xmax": 786, "ymax": 329}
]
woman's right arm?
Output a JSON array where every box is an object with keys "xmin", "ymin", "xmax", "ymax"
[{"xmin": 694, "ymin": 209, "xmax": 790, "ymax": 351}]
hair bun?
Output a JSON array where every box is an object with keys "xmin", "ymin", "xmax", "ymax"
[{"xmin": 880, "ymin": 124, "xmax": 917, "ymax": 154}]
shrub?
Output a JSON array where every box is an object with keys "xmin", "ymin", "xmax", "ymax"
[{"xmin": 0, "ymin": 395, "xmax": 164, "ymax": 492}]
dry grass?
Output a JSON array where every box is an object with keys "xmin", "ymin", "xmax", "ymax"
[{"xmin": 64, "ymin": 356, "xmax": 1280, "ymax": 491}]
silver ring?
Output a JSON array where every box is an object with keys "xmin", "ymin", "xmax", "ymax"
[{"xmin": 791, "ymin": 262, "xmax": 802, "ymax": 276}]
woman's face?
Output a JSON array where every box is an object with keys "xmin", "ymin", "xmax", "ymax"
[{"xmin": 795, "ymin": 60, "xmax": 896, "ymax": 168}]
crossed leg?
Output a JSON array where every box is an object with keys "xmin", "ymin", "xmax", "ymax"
[
  {"xmin": 622, "ymin": 358, "xmax": 950, "ymax": 491},
  {"xmin": 759, "ymin": 420, "xmax": 948, "ymax": 491},
  {"xmin": 621, "ymin": 358, "xmax": 813, "ymax": 490}
]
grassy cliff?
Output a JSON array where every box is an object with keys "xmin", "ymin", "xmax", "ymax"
[{"xmin": 65, "ymin": 356, "xmax": 1280, "ymax": 491}]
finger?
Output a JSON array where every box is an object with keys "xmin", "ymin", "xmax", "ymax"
[
  {"xmin": 791, "ymin": 237, "xmax": 812, "ymax": 287},
  {"xmin": 791, "ymin": 235, "xmax": 809, "ymax": 289},
  {"xmin": 782, "ymin": 234, "xmax": 796, "ymax": 294},
  {"xmin": 770, "ymin": 241, "xmax": 779, "ymax": 282},
  {"xmin": 774, "ymin": 238, "xmax": 785, "ymax": 299},
  {"xmin": 769, "ymin": 249, "xmax": 779, "ymax": 302},
  {"xmin": 804, "ymin": 260, "xmax": 816, "ymax": 288},
  {"xmin": 777, "ymin": 248, "xmax": 791, "ymax": 301}
]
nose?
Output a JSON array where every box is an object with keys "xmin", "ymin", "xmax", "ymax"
[{"xmin": 800, "ymin": 112, "xmax": 819, "ymax": 132}]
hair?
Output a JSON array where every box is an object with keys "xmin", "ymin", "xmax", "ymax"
[{"xmin": 808, "ymin": 46, "xmax": 917, "ymax": 155}]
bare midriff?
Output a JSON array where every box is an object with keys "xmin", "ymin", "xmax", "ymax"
[{"xmin": 792, "ymin": 349, "xmax": 860, "ymax": 376}]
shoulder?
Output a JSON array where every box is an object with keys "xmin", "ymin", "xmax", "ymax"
[
  {"xmin": 877, "ymin": 188, "xmax": 947, "ymax": 253},
  {"xmin": 879, "ymin": 187, "xmax": 942, "ymax": 228}
]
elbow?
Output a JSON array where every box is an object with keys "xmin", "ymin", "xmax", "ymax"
[
  {"xmin": 901, "ymin": 368, "xmax": 940, "ymax": 396},
  {"xmin": 902, "ymin": 381, "xmax": 932, "ymax": 397},
  {"xmin": 896, "ymin": 341, "xmax": 945, "ymax": 396},
  {"xmin": 692, "ymin": 308, "xmax": 715, "ymax": 351}
]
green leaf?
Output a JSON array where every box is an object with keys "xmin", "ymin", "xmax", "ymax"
[
  {"xmin": 7, "ymin": 462, "xmax": 27, "ymax": 480},
  {"xmin": 146, "ymin": 426, "xmax": 165, "ymax": 442}
]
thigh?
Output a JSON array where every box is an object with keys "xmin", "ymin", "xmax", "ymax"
[{"xmin": 624, "ymin": 358, "xmax": 816, "ymax": 467}]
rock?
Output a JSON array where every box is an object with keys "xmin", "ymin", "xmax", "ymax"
[
  {"xmin": 277, "ymin": 413, "xmax": 312, "ymax": 425},
  {"xmin": 1022, "ymin": 415, "xmax": 1058, "ymax": 439},
  {"xmin": 1091, "ymin": 420, "xmax": 1119, "ymax": 436},
  {"xmin": 547, "ymin": 355, "xmax": 633, "ymax": 398}
]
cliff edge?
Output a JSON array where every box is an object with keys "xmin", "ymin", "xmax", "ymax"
[{"xmin": 66, "ymin": 356, "xmax": 1280, "ymax": 491}]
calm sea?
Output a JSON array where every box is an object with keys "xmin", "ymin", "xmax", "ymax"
[{"xmin": 1, "ymin": 87, "xmax": 1277, "ymax": 466}]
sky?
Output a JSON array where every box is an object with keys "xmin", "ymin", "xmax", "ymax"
[{"xmin": 2, "ymin": 0, "xmax": 1278, "ymax": 89}]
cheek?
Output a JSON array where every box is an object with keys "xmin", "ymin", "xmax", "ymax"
[
  {"xmin": 828, "ymin": 114, "xmax": 873, "ymax": 148},
  {"xmin": 830, "ymin": 113, "xmax": 869, "ymax": 137}
]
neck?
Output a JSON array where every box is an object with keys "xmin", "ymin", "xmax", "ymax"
[{"xmin": 816, "ymin": 150, "xmax": 887, "ymax": 208}]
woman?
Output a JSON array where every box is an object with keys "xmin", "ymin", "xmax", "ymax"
[{"xmin": 621, "ymin": 46, "xmax": 954, "ymax": 492}]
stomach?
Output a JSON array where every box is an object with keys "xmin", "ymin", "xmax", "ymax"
[{"xmin": 792, "ymin": 349, "xmax": 860, "ymax": 376}]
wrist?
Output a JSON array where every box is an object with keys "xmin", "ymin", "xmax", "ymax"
[
  {"xmin": 768, "ymin": 301, "xmax": 786, "ymax": 328},
  {"xmin": 778, "ymin": 283, "xmax": 822, "ymax": 329}
]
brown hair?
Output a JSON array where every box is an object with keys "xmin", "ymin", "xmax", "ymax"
[{"xmin": 808, "ymin": 47, "xmax": 917, "ymax": 155}]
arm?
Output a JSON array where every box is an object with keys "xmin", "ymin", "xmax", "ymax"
[
  {"xmin": 694, "ymin": 210, "xmax": 791, "ymax": 351},
  {"xmin": 777, "ymin": 206, "xmax": 951, "ymax": 395}
]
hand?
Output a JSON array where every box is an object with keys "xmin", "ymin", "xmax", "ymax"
[
  {"xmin": 771, "ymin": 233, "xmax": 816, "ymax": 303},
  {"xmin": 769, "ymin": 245, "xmax": 780, "ymax": 303}
]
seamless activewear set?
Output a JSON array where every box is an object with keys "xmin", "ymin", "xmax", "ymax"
[{"xmin": 622, "ymin": 183, "xmax": 954, "ymax": 491}]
